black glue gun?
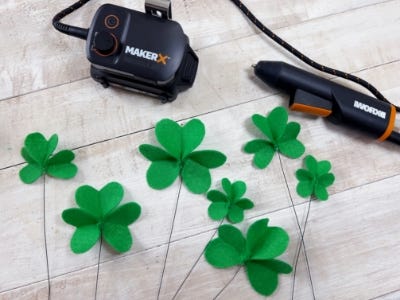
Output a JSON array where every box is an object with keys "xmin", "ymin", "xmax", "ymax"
[{"xmin": 254, "ymin": 61, "xmax": 400, "ymax": 145}]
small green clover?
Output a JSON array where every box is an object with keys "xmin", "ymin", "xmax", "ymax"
[
  {"xmin": 244, "ymin": 106, "xmax": 305, "ymax": 169},
  {"xmin": 207, "ymin": 178, "xmax": 254, "ymax": 223},
  {"xmin": 19, "ymin": 132, "xmax": 77, "ymax": 184},
  {"xmin": 296, "ymin": 155, "xmax": 335, "ymax": 201},
  {"xmin": 139, "ymin": 118, "xmax": 227, "ymax": 194},
  {"xmin": 205, "ymin": 219, "xmax": 292, "ymax": 296},
  {"xmin": 62, "ymin": 182, "xmax": 141, "ymax": 254}
]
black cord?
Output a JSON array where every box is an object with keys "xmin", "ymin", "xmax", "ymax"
[
  {"xmin": 52, "ymin": 0, "xmax": 91, "ymax": 40},
  {"xmin": 230, "ymin": 0, "xmax": 400, "ymax": 112}
]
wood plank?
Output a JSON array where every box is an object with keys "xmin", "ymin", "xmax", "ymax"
[
  {"xmin": 0, "ymin": 0, "xmax": 386, "ymax": 99},
  {"xmin": 1, "ymin": 0, "xmax": 400, "ymax": 169},
  {"xmin": 0, "ymin": 168, "xmax": 47, "ymax": 292},
  {"xmin": 171, "ymin": 206, "xmax": 307, "ymax": 299},
  {"xmin": 305, "ymin": 175, "xmax": 400, "ymax": 299}
]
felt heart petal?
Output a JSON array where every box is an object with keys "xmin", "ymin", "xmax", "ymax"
[
  {"xmin": 296, "ymin": 181, "xmax": 314, "ymax": 198},
  {"xmin": 47, "ymin": 150, "xmax": 75, "ymax": 165},
  {"xmin": 207, "ymin": 190, "xmax": 228, "ymax": 203},
  {"xmin": 278, "ymin": 139, "xmax": 305, "ymax": 159},
  {"xmin": 139, "ymin": 144, "xmax": 174, "ymax": 161},
  {"xmin": 208, "ymin": 202, "xmax": 229, "ymax": 220},
  {"xmin": 250, "ymin": 226, "xmax": 289, "ymax": 260},
  {"xmin": 232, "ymin": 180, "xmax": 246, "ymax": 200},
  {"xmin": 187, "ymin": 150, "xmax": 226, "ymax": 169},
  {"xmin": 244, "ymin": 139, "xmax": 270, "ymax": 154},
  {"xmin": 146, "ymin": 160, "xmax": 180, "ymax": 190},
  {"xmin": 218, "ymin": 224, "xmax": 246, "ymax": 255},
  {"xmin": 70, "ymin": 225, "xmax": 100, "ymax": 254},
  {"xmin": 263, "ymin": 259, "xmax": 293, "ymax": 274},
  {"xmin": 205, "ymin": 239, "xmax": 243, "ymax": 268},
  {"xmin": 235, "ymin": 198, "xmax": 254, "ymax": 210},
  {"xmin": 221, "ymin": 178, "xmax": 232, "ymax": 196},
  {"xmin": 155, "ymin": 119, "xmax": 182, "ymax": 159},
  {"xmin": 47, "ymin": 134, "xmax": 59, "ymax": 158},
  {"xmin": 103, "ymin": 223, "xmax": 133, "ymax": 253},
  {"xmin": 267, "ymin": 106, "xmax": 288, "ymax": 141},
  {"xmin": 105, "ymin": 202, "xmax": 141, "ymax": 225},
  {"xmin": 21, "ymin": 147, "xmax": 36, "ymax": 164},
  {"xmin": 99, "ymin": 182, "xmax": 124, "ymax": 215},
  {"xmin": 47, "ymin": 163, "xmax": 78, "ymax": 179},
  {"xmin": 62, "ymin": 208, "xmax": 97, "ymax": 226},
  {"xmin": 314, "ymin": 184, "xmax": 329, "ymax": 201},
  {"xmin": 279, "ymin": 122, "xmax": 300, "ymax": 142},
  {"xmin": 253, "ymin": 145, "xmax": 275, "ymax": 169},
  {"xmin": 182, "ymin": 119, "xmax": 205, "ymax": 157},
  {"xmin": 317, "ymin": 160, "xmax": 332, "ymax": 175},
  {"xmin": 75, "ymin": 185, "xmax": 102, "ymax": 218},
  {"xmin": 295, "ymin": 169, "xmax": 313, "ymax": 181},
  {"xmin": 305, "ymin": 155, "xmax": 318, "ymax": 171},
  {"xmin": 19, "ymin": 163, "xmax": 43, "ymax": 184},
  {"xmin": 318, "ymin": 173, "xmax": 335, "ymax": 187},
  {"xmin": 227, "ymin": 205, "xmax": 244, "ymax": 224},
  {"xmin": 182, "ymin": 159, "xmax": 211, "ymax": 194},
  {"xmin": 252, "ymin": 114, "xmax": 273, "ymax": 141},
  {"xmin": 246, "ymin": 260, "xmax": 279, "ymax": 296},
  {"xmin": 24, "ymin": 132, "xmax": 49, "ymax": 164},
  {"xmin": 246, "ymin": 219, "xmax": 268, "ymax": 248}
]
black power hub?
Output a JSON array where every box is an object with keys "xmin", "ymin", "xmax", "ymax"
[{"xmin": 53, "ymin": 1, "xmax": 198, "ymax": 102}]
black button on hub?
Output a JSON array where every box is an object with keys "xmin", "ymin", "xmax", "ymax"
[{"xmin": 93, "ymin": 31, "xmax": 117, "ymax": 56}]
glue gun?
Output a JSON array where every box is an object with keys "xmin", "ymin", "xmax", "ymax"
[{"xmin": 253, "ymin": 61, "xmax": 400, "ymax": 145}]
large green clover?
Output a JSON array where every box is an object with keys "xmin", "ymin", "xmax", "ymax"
[
  {"xmin": 296, "ymin": 155, "xmax": 335, "ymax": 201},
  {"xmin": 244, "ymin": 106, "xmax": 305, "ymax": 169},
  {"xmin": 205, "ymin": 219, "xmax": 292, "ymax": 296},
  {"xmin": 207, "ymin": 178, "xmax": 254, "ymax": 223},
  {"xmin": 62, "ymin": 182, "xmax": 141, "ymax": 254},
  {"xmin": 19, "ymin": 132, "xmax": 77, "ymax": 184},
  {"xmin": 139, "ymin": 118, "xmax": 227, "ymax": 194}
]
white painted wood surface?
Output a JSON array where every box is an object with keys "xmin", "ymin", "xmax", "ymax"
[{"xmin": 1, "ymin": 0, "xmax": 399, "ymax": 299}]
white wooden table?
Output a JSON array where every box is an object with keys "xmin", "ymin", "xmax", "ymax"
[{"xmin": 1, "ymin": 1, "xmax": 400, "ymax": 299}]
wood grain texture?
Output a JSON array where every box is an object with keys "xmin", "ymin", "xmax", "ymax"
[{"xmin": 0, "ymin": 0, "xmax": 400, "ymax": 299}]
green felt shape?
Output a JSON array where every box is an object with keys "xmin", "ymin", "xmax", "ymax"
[
  {"xmin": 206, "ymin": 178, "xmax": 254, "ymax": 224},
  {"xmin": 246, "ymin": 219, "xmax": 289, "ymax": 260},
  {"xmin": 295, "ymin": 155, "xmax": 335, "ymax": 201},
  {"xmin": 204, "ymin": 218, "xmax": 292, "ymax": 296},
  {"xmin": 244, "ymin": 107, "xmax": 305, "ymax": 169},
  {"xmin": 62, "ymin": 182, "xmax": 141, "ymax": 254},
  {"xmin": 181, "ymin": 159, "xmax": 211, "ymax": 194},
  {"xmin": 139, "ymin": 118, "xmax": 226, "ymax": 194},
  {"xmin": 19, "ymin": 132, "xmax": 78, "ymax": 184}
]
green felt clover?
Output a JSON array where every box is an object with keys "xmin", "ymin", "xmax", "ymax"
[
  {"xmin": 205, "ymin": 219, "xmax": 292, "ymax": 296},
  {"xmin": 139, "ymin": 119, "xmax": 227, "ymax": 194},
  {"xmin": 62, "ymin": 182, "xmax": 141, "ymax": 254},
  {"xmin": 207, "ymin": 178, "xmax": 254, "ymax": 223},
  {"xmin": 244, "ymin": 106, "xmax": 305, "ymax": 169},
  {"xmin": 296, "ymin": 155, "xmax": 335, "ymax": 201},
  {"xmin": 19, "ymin": 132, "xmax": 77, "ymax": 184}
]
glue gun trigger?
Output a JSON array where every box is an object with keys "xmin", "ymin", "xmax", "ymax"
[{"xmin": 289, "ymin": 89, "xmax": 333, "ymax": 117}]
